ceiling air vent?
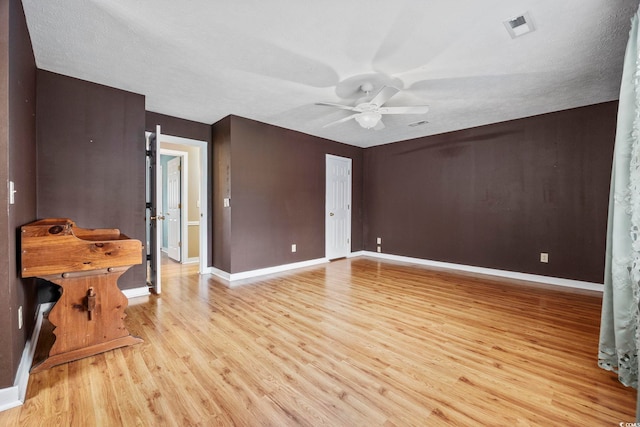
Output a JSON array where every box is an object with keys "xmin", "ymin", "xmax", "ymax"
[{"xmin": 504, "ymin": 12, "xmax": 535, "ymax": 38}]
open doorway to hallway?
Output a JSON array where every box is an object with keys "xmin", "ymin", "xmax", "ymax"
[
  {"xmin": 146, "ymin": 128, "xmax": 209, "ymax": 297},
  {"xmin": 158, "ymin": 135, "xmax": 207, "ymax": 269}
]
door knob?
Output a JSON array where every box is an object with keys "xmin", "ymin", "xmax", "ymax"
[
  {"xmin": 329, "ymin": 212, "xmax": 335, "ymax": 216},
  {"xmin": 151, "ymin": 215, "xmax": 165, "ymax": 221}
]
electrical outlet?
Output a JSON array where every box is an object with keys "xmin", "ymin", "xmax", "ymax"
[
  {"xmin": 291, "ymin": 244, "xmax": 297, "ymax": 253},
  {"xmin": 540, "ymin": 252, "xmax": 549, "ymax": 263},
  {"xmin": 376, "ymin": 237, "xmax": 382, "ymax": 244},
  {"xmin": 377, "ymin": 246, "xmax": 381, "ymax": 253},
  {"xmin": 18, "ymin": 306, "xmax": 23, "ymax": 330}
]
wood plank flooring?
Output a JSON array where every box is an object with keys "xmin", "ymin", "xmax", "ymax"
[{"xmin": 0, "ymin": 256, "xmax": 636, "ymax": 426}]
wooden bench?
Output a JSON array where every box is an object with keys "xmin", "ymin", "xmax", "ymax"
[{"xmin": 21, "ymin": 218, "xmax": 143, "ymax": 372}]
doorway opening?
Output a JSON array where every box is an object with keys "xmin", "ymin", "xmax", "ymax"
[
  {"xmin": 160, "ymin": 149, "xmax": 189, "ymax": 263},
  {"xmin": 146, "ymin": 129, "xmax": 209, "ymax": 294}
]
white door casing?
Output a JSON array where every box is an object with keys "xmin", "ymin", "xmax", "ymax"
[
  {"xmin": 167, "ymin": 156, "xmax": 181, "ymax": 262},
  {"xmin": 325, "ymin": 154, "xmax": 352, "ymax": 260}
]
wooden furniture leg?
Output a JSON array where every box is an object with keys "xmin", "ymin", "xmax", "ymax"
[{"xmin": 31, "ymin": 267, "xmax": 143, "ymax": 373}]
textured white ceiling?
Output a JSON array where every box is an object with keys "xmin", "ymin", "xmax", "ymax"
[{"xmin": 21, "ymin": 0, "xmax": 639, "ymax": 147}]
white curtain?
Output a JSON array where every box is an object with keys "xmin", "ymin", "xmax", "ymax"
[{"xmin": 599, "ymin": 5, "xmax": 640, "ymax": 398}]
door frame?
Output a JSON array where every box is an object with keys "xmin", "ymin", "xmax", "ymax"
[
  {"xmin": 325, "ymin": 154, "xmax": 352, "ymax": 260},
  {"xmin": 146, "ymin": 131, "xmax": 209, "ymax": 274}
]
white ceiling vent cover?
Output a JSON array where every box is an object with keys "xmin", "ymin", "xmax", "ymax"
[{"xmin": 504, "ymin": 12, "xmax": 535, "ymax": 38}]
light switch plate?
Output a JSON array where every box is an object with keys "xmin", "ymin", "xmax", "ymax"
[{"xmin": 9, "ymin": 181, "xmax": 15, "ymax": 205}]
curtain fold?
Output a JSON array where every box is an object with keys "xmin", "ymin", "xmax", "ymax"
[{"xmin": 599, "ymin": 6, "xmax": 640, "ymax": 392}]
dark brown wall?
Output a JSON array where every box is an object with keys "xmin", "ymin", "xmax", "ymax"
[
  {"xmin": 145, "ymin": 111, "xmax": 211, "ymax": 142},
  {"xmin": 225, "ymin": 116, "xmax": 363, "ymax": 273},
  {"xmin": 145, "ymin": 111, "xmax": 213, "ymax": 267},
  {"xmin": 212, "ymin": 116, "xmax": 232, "ymax": 272},
  {"xmin": 37, "ymin": 70, "xmax": 146, "ymax": 290},
  {"xmin": 0, "ymin": 0, "xmax": 10, "ymax": 388},
  {"xmin": 0, "ymin": 0, "xmax": 38, "ymax": 388},
  {"xmin": 364, "ymin": 102, "xmax": 617, "ymax": 283}
]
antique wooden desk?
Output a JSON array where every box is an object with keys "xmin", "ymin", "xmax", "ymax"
[{"xmin": 21, "ymin": 218, "xmax": 143, "ymax": 372}]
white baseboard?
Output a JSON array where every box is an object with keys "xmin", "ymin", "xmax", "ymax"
[
  {"xmin": 0, "ymin": 386, "xmax": 20, "ymax": 413},
  {"xmin": 360, "ymin": 251, "xmax": 603, "ymax": 292},
  {"xmin": 122, "ymin": 286, "xmax": 151, "ymax": 299},
  {"xmin": 200, "ymin": 251, "xmax": 601, "ymax": 292},
  {"xmin": 210, "ymin": 258, "xmax": 329, "ymax": 286},
  {"xmin": 0, "ymin": 302, "xmax": 53, "ymax": 413},
  {"xmin": 209, "ymin": 266, "xmax": 231, "ymax": 281},
  {"xmin": 229, "ymin": 258, "xmax": 328, "ymax": 282}
]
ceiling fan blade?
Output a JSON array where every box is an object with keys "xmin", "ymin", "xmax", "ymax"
[
  {"xmin": 323, "ymin": 113, "xmax": 358, "ymax": 128},
  {"xmin": 315, "ymin": 102, "xmax": 358, "ymax": 112},
  {"xmin": 379, "ymin": 105, "xmax": 429, "ymax": 115},
  {"xmin": 369, "ymin": 86, "xmax": 400, "ymax": 107},
  {"xmin": 405, "ymin": 73, "xmax": 551, "ymax": 99}
]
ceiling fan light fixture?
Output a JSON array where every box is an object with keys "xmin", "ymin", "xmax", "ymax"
[{"xmin": 355, "ymin": 111, "xmax": 381, "ymax": 129}]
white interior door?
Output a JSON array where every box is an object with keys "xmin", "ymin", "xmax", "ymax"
[
  {"xmin": 167, "ymin": 156, "xmax": 181, "ymax": 262},
  {"xmin": 147, "ymin": 125, "xmax": 163, "ymax": 294},
  {"xmin": 326, "ymin": 154, "xmax": 352, "ymax": 260}
]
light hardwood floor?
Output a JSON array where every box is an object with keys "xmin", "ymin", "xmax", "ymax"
[{"xmin": 0, "ymin": 256, "xmax": 636, "ymax": 426}]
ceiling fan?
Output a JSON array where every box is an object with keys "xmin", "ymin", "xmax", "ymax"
[{"xmin": 316, "ymin": 83, "xmax": 429, "ymax": 130}]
